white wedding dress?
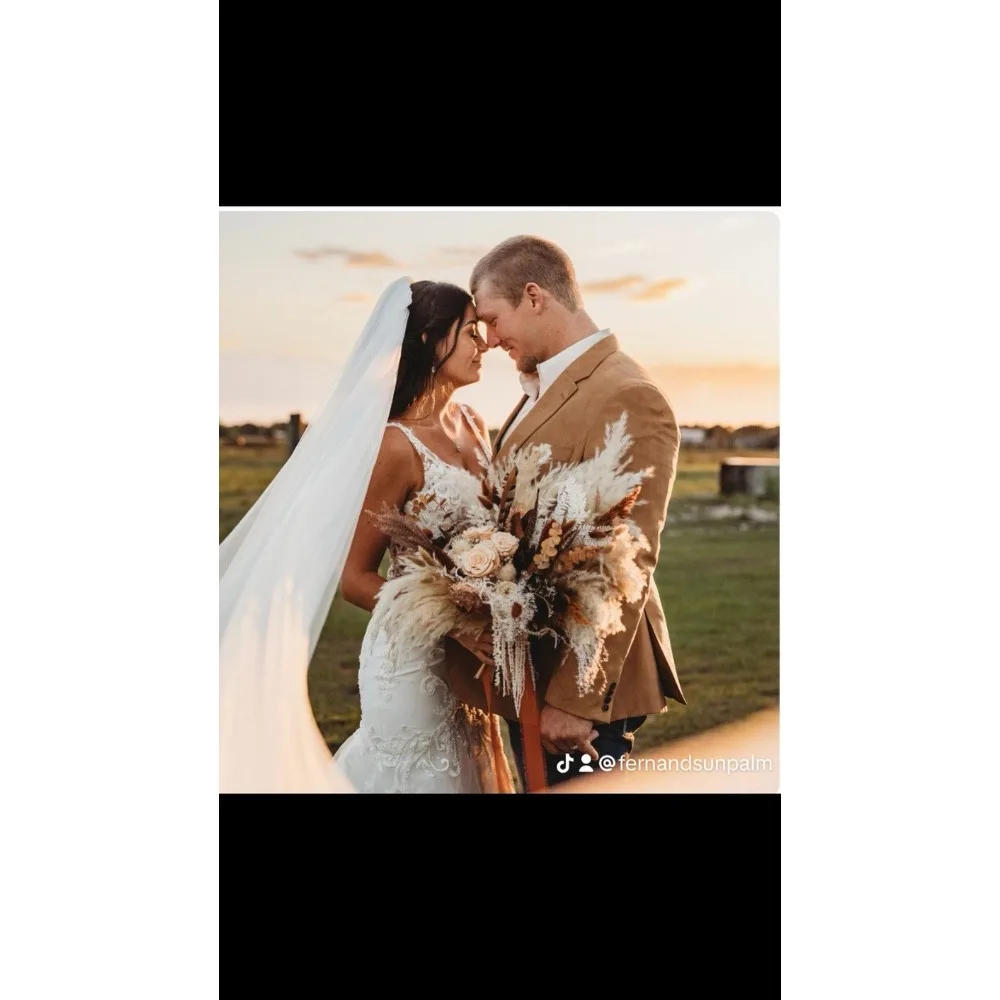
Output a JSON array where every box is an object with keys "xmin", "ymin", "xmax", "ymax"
[
  {"xmin": 220, "ymin": 279, "xmax": 513, "ymax": 794},
  {"xmin": 332, "ymin": 405, "xmax": 513, "ymax": 794}
]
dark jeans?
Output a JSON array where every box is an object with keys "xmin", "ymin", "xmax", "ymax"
[{"xmin": 506, "ymin": 715, "xmax": 647, "ymax": 790}]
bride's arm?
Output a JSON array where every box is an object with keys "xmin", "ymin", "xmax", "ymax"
[{"xmin": 340, "ymin": 428, "xmax": 419, "ymax": 614}]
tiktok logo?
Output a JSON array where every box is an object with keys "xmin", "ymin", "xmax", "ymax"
[{"xmin": 556, "ymin": 752, "xmax": 595, "ymax": 774}]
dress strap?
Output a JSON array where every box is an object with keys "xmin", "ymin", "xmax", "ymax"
[
  {"xmin": 457, "ymin": 403, "xmax": 492, "ymax": 458},
  {"xmin": 387, "ymin": 421, "xmax": 439, "ymax": 466}
]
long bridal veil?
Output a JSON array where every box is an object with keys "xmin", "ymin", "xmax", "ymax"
[{"xmin": 219, "ymin": 278, "xmax": 412, "ymax": 793}]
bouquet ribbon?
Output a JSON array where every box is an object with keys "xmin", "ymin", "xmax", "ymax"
[{"xmin": 482, "ymin": 668, "xmax": 547, "ymax": 793}]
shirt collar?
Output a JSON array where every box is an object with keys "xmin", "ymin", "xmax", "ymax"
[
  {"xmin": 518, "ymin": 329, "xmax": 611, "ymax": 402},
  {"xmin": 518, "ymin": 370, "xmax": 541, "ymax": 401}
]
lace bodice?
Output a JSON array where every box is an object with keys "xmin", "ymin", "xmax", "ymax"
[{"xmin": 386, "ymin": 405, "xmax": 492, "ymax": 571}]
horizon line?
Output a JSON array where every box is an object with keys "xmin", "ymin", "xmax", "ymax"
[{"xmin": 219, "ymin": 415, "xmax": 781, "ymax": 430}]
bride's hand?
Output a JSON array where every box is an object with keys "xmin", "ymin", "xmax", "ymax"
[{"xmin": 448, "ymin": 626, "xmax": 494, "ymax": 672}]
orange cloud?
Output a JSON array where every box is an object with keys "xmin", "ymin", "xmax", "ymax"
[
  {"xmin": 579, "ymin": 274, "xmax": 645, "ymax": 294},
  {"xmin": 293, "ymin": 246, "xmax": 347, "ymax": 261},
  {"xmin": 439, "ymin": 246, "xmax": 490, "ymax": 259},
  {"xmin": 293, "ymin": 247, "xmax": 399, "ymax": 267},
  {"xmin": 346, "ymin": 251, "xmax": 398, "ymax": 267},
  {"xmin": 631, "ymin": 278, "xmax": 687, "ymax": 301}
]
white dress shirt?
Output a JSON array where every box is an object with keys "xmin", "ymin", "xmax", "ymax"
[{"xmin": 497, "ymin": 329, "xmax": 612, "ymax": 449}]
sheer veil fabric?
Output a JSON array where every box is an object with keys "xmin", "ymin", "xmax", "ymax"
[{"xmin": 219, "ymin": 278, "xmax": 413, "ymax": 793}]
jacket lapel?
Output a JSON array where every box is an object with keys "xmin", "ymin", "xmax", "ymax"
[
  {"xmin": 493, "ymin": 395, "xmax": 528, "ymax": 457},
  {"xmin": 494, "ymin": 334, "xmax": 619, "ymax": 462},
  {"xmin": 497, "ymin": 379, "xmax": 577, "ymax": 461}
]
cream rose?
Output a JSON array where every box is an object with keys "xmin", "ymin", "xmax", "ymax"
[
  {"xmin": 463, "ymin": 525, "xmax": 494, "ymax": 543},
  {"xmin": 497, "ymin": 561, "xmax": 517, "ymax": 582},
  {"xmin": 491, "ymin": 531, "xmax": 519, "ymax": 559},
  {"xmin": 462, "ymin": 542, "xmax": 501, "ymax": 578}
]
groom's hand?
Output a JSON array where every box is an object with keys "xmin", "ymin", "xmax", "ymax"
[{"xmin": 540, "ymin": 704, "xmax": 599, "ymax": 758}]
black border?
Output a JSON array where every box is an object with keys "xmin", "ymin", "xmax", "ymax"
[
  {"xmin": 221, "ymin": 793, "xmax": 779, "ymax": 974},
  {"xmin": 221, "ymin": 18, "xmax": 778, "ymax": 208}
]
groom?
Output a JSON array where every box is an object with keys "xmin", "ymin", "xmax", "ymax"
[{"xmin": 442, "ymin": 235, "xmax": 687, "ymax": 790}]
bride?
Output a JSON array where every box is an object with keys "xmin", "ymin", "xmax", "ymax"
[{"xmin": 219, "ymin": 278, "xmax": 514, "ymax": 793}]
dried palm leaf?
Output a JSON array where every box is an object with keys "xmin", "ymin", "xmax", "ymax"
[
  {"xmin": 592, "ymin": 485, "xmax": 643, "ymax": 526},
  {"xmin": 366, "ymin": 502, "xmax": 457, "ymax": 571}
]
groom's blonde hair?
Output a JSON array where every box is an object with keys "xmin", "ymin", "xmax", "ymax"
[{"xmin": 471, "ymin": 235, "xmax": 581, "ymax": 312}]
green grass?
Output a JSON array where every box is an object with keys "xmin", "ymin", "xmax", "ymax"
[
  {"xmin": 638, "ymin": 509, "xmax": 779, "ymax": 747},
  {"xmin": 220, "ymin": 443, "xmax": 779, "ymax": 755},
  {"xmin": 219, "ymin": 446, "xmax": 284, "ymax": 540}
]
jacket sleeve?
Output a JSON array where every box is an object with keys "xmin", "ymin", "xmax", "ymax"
[{"xmin": 542, "ymin": 379, "xmax": 680, "ymax": 722}]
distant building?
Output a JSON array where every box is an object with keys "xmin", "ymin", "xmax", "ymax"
[
  {"xmin": 732, "ymin": 425, "xmax": 779, "ymax": 449},
  {"xmin": 219, "ymin": 423, "xmax": 278, "ymax": 448},
  {"xmin": 220, "ymin": 416, "xmax": 309, "ymax": 451},
  {"xmin": 234, "ymin": 433, "xmax": 274, "ymax": 448},
  {"xmin": 704, "ymin": 425, "xmax": 734, "ymax": 449},
  {"xmin": 680, "ymin": 426, "xmax": 707, "ymax": 446}
]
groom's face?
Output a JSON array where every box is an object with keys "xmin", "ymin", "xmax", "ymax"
[{"xmin": 474, "ymin": 279, "xmax": 542, "ymax": 374}]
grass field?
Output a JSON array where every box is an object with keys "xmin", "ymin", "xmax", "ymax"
[{"xmin": 220, "ymin": 444, "xmax": 779, "ymax": 754}]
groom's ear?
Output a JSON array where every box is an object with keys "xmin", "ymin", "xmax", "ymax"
[{"xmin": 524, "ymin": 282, "xmax": 543, "ymax": 310}]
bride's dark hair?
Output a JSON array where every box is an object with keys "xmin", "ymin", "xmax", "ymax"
[{"xmin": 389, "ymin": 280, "xmax": 473, "ymax": 418}]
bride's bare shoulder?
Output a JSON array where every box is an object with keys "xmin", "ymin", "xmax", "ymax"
[
  {"xmin": 381, "ymin": 423, "xmax": 419, "ymax": 461},
  {"xmin": 362, "ymin": 423, "xmax": 422, "ymax": 501}
]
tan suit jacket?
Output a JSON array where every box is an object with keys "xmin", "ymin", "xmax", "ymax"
[{"xmin": 442, "ymin": 334, "xmax": 687, "ymax": 724}]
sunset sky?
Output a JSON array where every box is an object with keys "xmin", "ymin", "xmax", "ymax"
[{"xmin": 219, "ymin": 210, "xmax": 778, "ymax": 429}]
